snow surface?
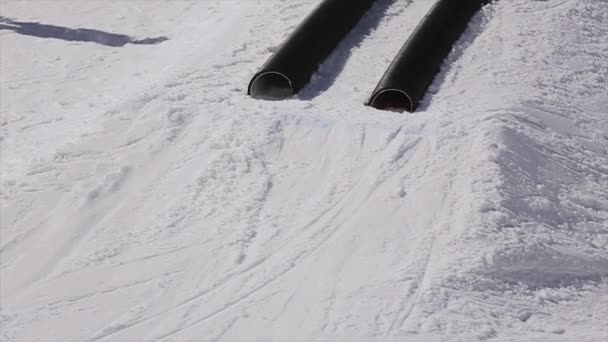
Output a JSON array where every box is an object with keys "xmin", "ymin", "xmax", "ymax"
[{"xmin": 1, "ymin": 0, "xmax": 607, "ymax": 341}]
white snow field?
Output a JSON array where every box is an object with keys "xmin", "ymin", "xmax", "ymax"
[{"xmin": 1, "ymin": 0, "xmax": 607, "ymax": 341}]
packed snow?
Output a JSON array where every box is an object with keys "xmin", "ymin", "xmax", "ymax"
[{"xmin": 1, "ymin": 0, "xmax": 607, "ymax": 341}]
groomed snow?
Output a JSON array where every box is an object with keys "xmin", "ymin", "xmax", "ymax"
[{"xmin": 1, "ymin": 0, "xmax": 607, "ymax": 341}]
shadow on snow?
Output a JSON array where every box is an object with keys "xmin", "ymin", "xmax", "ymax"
[{"xmin": 0, "ymin": 16, "xmax": 168, "ymax": 47}]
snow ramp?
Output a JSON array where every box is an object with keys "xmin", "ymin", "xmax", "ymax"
[{"xmin": 1, "ymin": 0, "xmax": 607, "ymax": 341}]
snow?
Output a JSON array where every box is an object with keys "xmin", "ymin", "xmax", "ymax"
[{"xmin": 1, "ymin": 0, "xmax": 607, "ymax": 341}]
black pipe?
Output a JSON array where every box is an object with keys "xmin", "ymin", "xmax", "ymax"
[
  {"xmin": 248, "ymin": 0, "xmax": 378, "ymax": 100},
  {"xmin": 369, "ymin": 0, "xmax": 490, "ymax": 112}
]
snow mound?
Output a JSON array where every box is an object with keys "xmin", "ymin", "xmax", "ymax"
[{"xmin": 1, "ymin": 0, "xmax": 607, "ymax": 341}]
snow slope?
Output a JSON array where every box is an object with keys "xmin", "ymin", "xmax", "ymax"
[{"xmin": 1, "ymin": 0, "xmax": 607, "ymax": 341}]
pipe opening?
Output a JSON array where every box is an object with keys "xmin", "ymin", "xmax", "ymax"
[
  {"xmin": 370, "ymin": 89, "xmax": 414, "ymax": 113},
  {"xmin": 249, "ymin": 72, "xmax": 293, "ymax": 100}
]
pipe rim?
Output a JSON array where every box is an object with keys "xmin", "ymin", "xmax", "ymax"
[
  {"xmin": 248, "ymin": 71, "xmax": 294, "ymax": 100},
  {"xmin": 370, "ymin": 88, "xmax": 414, "ymax": 113}
]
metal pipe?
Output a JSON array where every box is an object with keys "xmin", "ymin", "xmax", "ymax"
[
  {"xmin": 249, "ymin": 0, "xmax": 378, "ymax": 100},
  {"xmin": 369, "ymin": 0, "xmax": 490, "ymax": 112}
]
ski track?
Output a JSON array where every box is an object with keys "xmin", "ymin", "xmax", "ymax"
[{"xmin": 1, "ymin": 0, "xmax": 607, "ymax": 341}]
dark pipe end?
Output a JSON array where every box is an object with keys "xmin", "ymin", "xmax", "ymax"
[
  {"xmin": 369, "ymin": 89, "xmax": 414, "ymax": 113},
  {"xmin": 248, "ymin": 72, "xmax": 294, "ymax": 100}
]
